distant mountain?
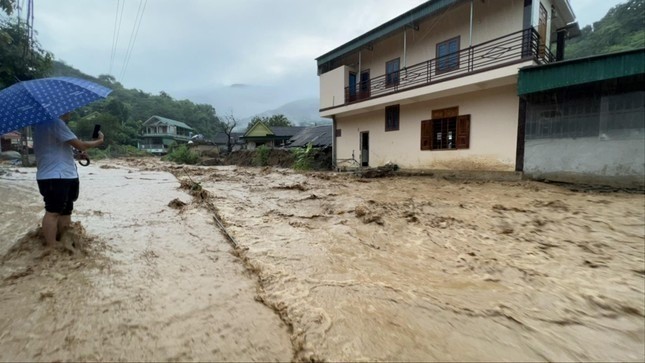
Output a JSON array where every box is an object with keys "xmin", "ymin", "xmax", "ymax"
[{"xmin": 240, "ymin": 98, "xmax": 330, "ymax": 129}]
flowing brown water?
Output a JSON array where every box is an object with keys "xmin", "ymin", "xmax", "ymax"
[
  {"xmin": 0, "ymin": 162, "xmax": 292, "ymax": 361},
  {"xmin": 1, "ymin": 159, "xmax": 643, "ymax": 361}
]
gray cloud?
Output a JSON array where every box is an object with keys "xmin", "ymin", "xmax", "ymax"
[{"xmin": 32, "ymin": 0, "xmax": 619, "ymax": 117}]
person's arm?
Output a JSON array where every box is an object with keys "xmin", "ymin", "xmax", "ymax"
[{"xmin": 67, "ymin": 131, "xmax": 104, "ymax": 151}]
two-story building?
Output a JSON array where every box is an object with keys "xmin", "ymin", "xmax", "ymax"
[
  {"xmin": 139, "ymin": 115, "xmax": 194, "ymax": 154},
  {"xmin": 317, "ymin": 0, "xmax": 577, "ymax": 171}
]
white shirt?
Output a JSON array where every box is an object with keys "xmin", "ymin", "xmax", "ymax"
[{"xmin": 33, "ymin": 118, "xmax": 79, "ymax": 180}]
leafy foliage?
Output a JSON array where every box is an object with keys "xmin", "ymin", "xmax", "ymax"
[
  {"xmin": 48, "ymin": 61, "xmax": 225, "ymax": 146},
  {"xmin": 566, "ymin": 0, "xmax": 645, "ymax": 59},
  {"xmin": 164, "ymin": 144, "xmax": 200, "ymax": 165},
  {"xmin": 247, "ymin": 114, "xmax": 293, "ymax": 130},
  {"xmin": 1, "ymin": 3, "xmax": 219, "ymax": 159},
  {"xmin": 0, "ymin": 0, "xmax": 14, "ymax": 15},
  {"xmin": 292, "ymin": 143, "xmax": 314, "ymax": 171},
  {"xmin": 253, "ymin": 145, "xmax": 270, "ymax": 166},
  {"xmin": 0, "ymin": 19, "xmax": 53, "ymax": 89},
  {"xmin": 87, "ymin": 144, "xmax": 150, "ymax": 160}
]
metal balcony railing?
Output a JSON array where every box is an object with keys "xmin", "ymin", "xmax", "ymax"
[
  {"xmin": 140, "ymin": 132, "xmax": 191, "ymax": 141},
  {"xmin": 344, "ymin": 28, "xmax": 553, "ymax": 104},
  {"xmin": 139, "ymin": 144, "xmax": 166, "ymax": 150}
]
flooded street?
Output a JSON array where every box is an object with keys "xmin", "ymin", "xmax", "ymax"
[
  {"xmin": 1, "ymin": 158, "xmax": 644, "ymax": 361},
  {"xmin": 0, "ymin": 162, "xmax": 292, "ymax": 361}
]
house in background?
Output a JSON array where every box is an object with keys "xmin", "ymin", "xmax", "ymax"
[
  {"xmin": 212, "ymin": 132, "xmax": 245, "ymax": 152},
  {"xmin": 317, "ymin": 0, "xmax": 577, "ymax": 170},
  {"xmin": 241, "ymin": 122, "xmax": 305, "ymax": 150},
  {"xmin": 1, "ymin": 131, "xmax": 32, "ymax": 154},
  {"xmin": 518, "ymin": 48, "xmax": 644, "ymax": 188},
  {"xmin": 139, "ymin": 115, "xmax": 194, "ymax": 154},
  {"xmin": 288, "ymin": 125, "xmax": 333, "ymax": 149},
  {"xmin": 1, "ymin": 132, "xmax": 20, "ymax": 152}
]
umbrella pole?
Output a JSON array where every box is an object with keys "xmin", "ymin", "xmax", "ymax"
[{"xmin": 20, "ymin": 127, "xmax": 30, "ymax": 167}]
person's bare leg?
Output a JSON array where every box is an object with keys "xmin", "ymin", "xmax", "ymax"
[
  {"xmin": 58, "ymin": 214, "xmax": 76, "ymax": 253},
  {"xmin": 42, "ymin": 212, "xmax": 59, "ymax": 247},
  {"xmin": 57, "ymin": 214, "xmax": 71, "ymax": 240}
]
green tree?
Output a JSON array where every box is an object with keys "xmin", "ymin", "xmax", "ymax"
[
  {"xmin": 0, "ymin": 0, "xmax": 14, "ymax": 15},
  {"xmin": 0, "ymin": 19, "xmax": 52, "ymax": 88},
  {"xmin": 565, "ymin": 0, "xmax": 645, "ymax": 59},
  {"xmin": 246, "ymin": 114, "xmax": 293, "ymax": 130},
  {"xmin": 46, "ymin": 61, "xmax": 226, "ymax": 147},
  {"xmin": 292, "ymin": 143, "xmax": 314, "ymax": 171}
]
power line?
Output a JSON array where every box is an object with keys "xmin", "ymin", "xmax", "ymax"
[
  {"xmin": 119, "ymin": 0, "xmax": 147, "ymax": 82},
  {"xmin": 109, "ymin": 0, "xmax": 120, "ymax": 76},
  {"xmin": 109, "ymin": 0, "xmax": 126, "ymax": 77},
  {"xmin": 119, "ymin": 0, "xmax": 143, "ymax": 79}
]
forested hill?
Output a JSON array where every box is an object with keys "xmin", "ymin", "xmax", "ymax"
[
  {"xmin": 566, "ymin": 0, "xmax": 644, "ymax": 59},
  {"xmin": 48, "ymin": 61, "xmax": 224, "ymax": 145}
]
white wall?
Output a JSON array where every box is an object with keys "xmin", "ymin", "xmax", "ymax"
[
  {"xmin": 356, "ymin": 0, "xmax": 525, "ymax": 78},
  {"xmin": 320, "ymin": 66, "xmax": 349, "ymax": 109},
  {"xmin": 335, "ymin": 84, "xmax": 519, "ymax": 171},
  {"xmin": 319, "ymin": 0, "xmax": 529, "ymax": 115}
]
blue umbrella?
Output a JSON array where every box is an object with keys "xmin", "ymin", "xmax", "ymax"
[{"xmin": 0, "ymin": 76, "xmax": 112, "ymax": 135}]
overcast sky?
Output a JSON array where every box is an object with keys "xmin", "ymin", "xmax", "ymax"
[{"xmin": 26, "ymin": 0, "xmax": 627, "ymax": 118}]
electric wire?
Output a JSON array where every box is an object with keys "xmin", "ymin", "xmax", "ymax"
[
  {"xmin": 119, "ymin": 0, "xmax": 147, "ymax": 82},
  {"xmin": 108, "ymin": 0, "xmax": 124, "ymax": 76},
  {"xmin": 119, "ymin": 0, "xmax": 143, "ymax": 80},
  {"xmin": 120, "ymin": 0, "xmax": 148, "ymax": 81},
  {"xmin": 110, "ymin": 0, "xmax": 127, "ymax": 77}
]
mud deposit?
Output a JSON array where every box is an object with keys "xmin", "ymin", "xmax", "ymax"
[
  {"xmin": 1, "ymin": 158, "xmax": 644, "ymax": 362},
  {"xmin": 0, "ymin": 163, "xmax": 291, "ymax": 361}
]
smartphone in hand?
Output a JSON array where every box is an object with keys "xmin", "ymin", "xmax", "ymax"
[{"xmin": 92, "ymin": 124, "xmax": 101, "ymax": 139}]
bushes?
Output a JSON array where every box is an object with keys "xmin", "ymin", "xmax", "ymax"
[
  {"xmin": 253, "ymin": 145, "xmax": 270, "ymax": 166},
  {"xmin": 292, "ymin": 143, "xmax": 314, "ymax": 171},
  {"xmin": 164, "ymin": 144, "xmax": 200, "ymax": 165},
  {"xmin": 222, "ymin": 146, "xmax": 331, "ymax": 170},
  {"xmin": 87, "ymin": 144, "xmax": 150, "ymax": 159}
]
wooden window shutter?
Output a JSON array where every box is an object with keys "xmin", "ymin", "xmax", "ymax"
[
  {"xmin": 421, "ymin": 120, "xmax": 432, "ymax": 150},
  {"xmin": 456, "ymin": 115, "xmax": 470, "ymax": 149},
  {"xmin": 432, "ymin": 106, "xmax": 458, "ymax": 119},
  {"xmin": 445, "ymin": 107, "xmax": 459, "ymax": 118}
]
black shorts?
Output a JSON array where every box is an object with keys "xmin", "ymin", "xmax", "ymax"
[{"xmin": 37, "ymin": 178, "xmax": 80, "ymax": 215}]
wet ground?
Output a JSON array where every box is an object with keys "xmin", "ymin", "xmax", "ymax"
[
  {"xmin": 1, "ymin": 158, "xmax": 644, "ymax": 361},
  {"xmin": 0, "ymin": 162, "xmax": 291, "ymax": 361}
]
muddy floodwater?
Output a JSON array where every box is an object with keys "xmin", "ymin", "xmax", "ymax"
[{"xmin": 1, "ymin": 158, "xmax": 644, "ymax": 362}]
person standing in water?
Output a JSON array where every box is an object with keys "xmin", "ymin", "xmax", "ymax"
[{"xmin": 33, "ymin": 113, "xmax": 104, "ymax": 248}]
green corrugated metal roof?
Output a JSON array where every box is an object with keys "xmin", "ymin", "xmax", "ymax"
[
  {"xmin": 143, "ymin": 115, "xmax": 194, "ymax": 130},
  {"xmin": 316, "ymin": 0, "xmax": 464, "ymax": 66},
  {"xmin": 518, "ymin": 48, "xmax": 645, "ymax": 95}
]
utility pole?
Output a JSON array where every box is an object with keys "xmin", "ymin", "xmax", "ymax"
[
  {"xmin": 20, "ymin": 0, "xmax": 35, "ymax": 166},
  {"xmin": 20, "ymin": 128, "xmax": 29, "ymax": 166}
]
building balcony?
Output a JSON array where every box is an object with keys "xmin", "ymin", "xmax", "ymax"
[
  {"xmin": 320, "ymin": 28, "xmax": 554, "ymax": 115},
  {"xmin": 139, "ymin": 143, "xmax": 166, "ymax": 150},
  {"xmin": 140, "ymin": 132, "xmax": 191, "ymax": 142}
]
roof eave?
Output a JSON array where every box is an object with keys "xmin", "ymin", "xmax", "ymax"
[
  {"xmin": 316, "ymin": 0, "xmax": 465, "ymax": 66},
  {"xmin": 551, "ymin": 0, "xmax": 576, "ymax": 31}
]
